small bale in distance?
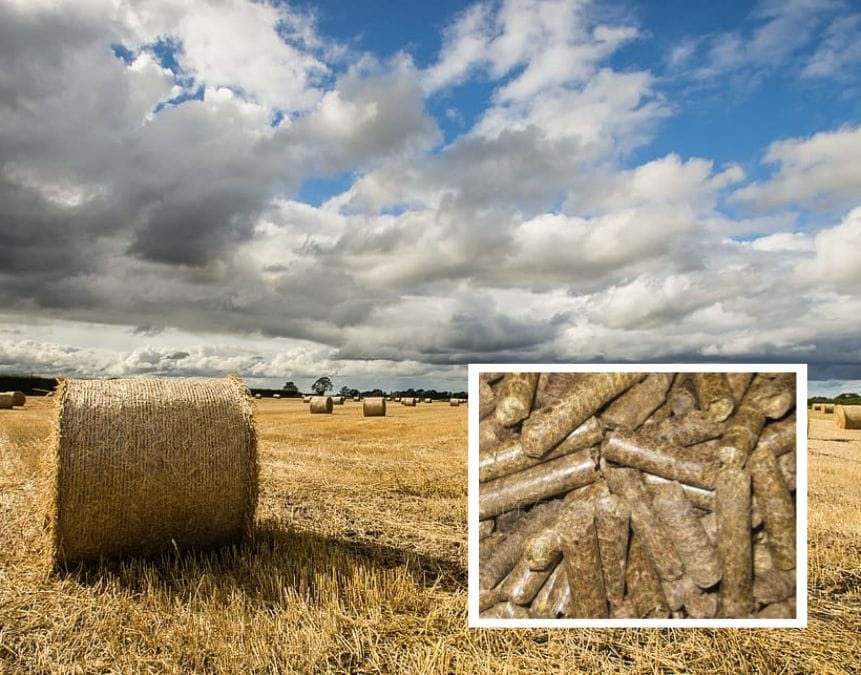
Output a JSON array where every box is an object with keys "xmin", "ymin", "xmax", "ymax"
[
  {"xmin": 822, "ymin": 403, "xmax": 834, "ymax": 414},
  {"xmin": 332, "ymin": 396, "xmax": 345, "ymax": 405},
  {"xmin": 835, "ymin": 405, "xmax": 861, "ymax": 429},
  {"xmin": 363, "ymin": 397, "xmax": 386, "ymax": 417},
  {"xmin": 450, "ymin": 398, "xmax": 461, "ymax": 406},
  {"xmin": 12, "ymin": 391, "xmax": 26, "ymax": 406},
  {"xmin": 310, "ymin": 396, "xmax": 334, "ymax": 414},
  {"xmin": 273, "ymin": 393, "xmax": 281, "ymax": 399},
  {"xmin": 47, "ymin": 376, "xmax": 257, "ymax": 568},
  {"xmin": 302, "ymin": 395, "xmax": 311, "ymax": 403},
  {"xmin": 0, "ymin": 392, "xmax": 14, "ymax": 409},
  {"xmin": 402, "ymin": 398, "xmax": 417, "ymax": 407}
]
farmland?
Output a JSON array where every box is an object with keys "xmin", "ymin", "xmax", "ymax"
[{"xmin": 1, "ymin": 398, "xmax": 860, "ymax": 672}]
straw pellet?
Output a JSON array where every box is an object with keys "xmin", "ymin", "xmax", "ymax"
[
  {"xmin": 600, "ymin": 373, "xmax": 673, "ymax": 431},
  {"xmin": 726, "ymin": 372, "xmax": 754, "ymax": 404},
  {"xmin": 478, "ymin": 448, "xmax": 598, "ymax": 518},
  {"xmin": 644, "ymin": 410, "xmax": 724, "ymax": 447},
  {"xmin": 746, "ymin": 374, "xmax": 795, "ymax": 419},
  {"xmin": 748, "ymin": 445, "xmax": 796, "ymax": 570},
  {"xmin": 668, "ymin": 374, "xmax": 698, "ymax": 416},
  {"xmin": 559, "ymin": 501, "xmax": 608, "ymax": 618},
  {"xmin": 594, "ymin": 494, "xmax": 629, "ymax": 610},
  {"xmin": 521, "ymin": 372, "xmax": 644, "ymax": 458},
  {"xmin": 777, "ymin": 450, "xmax": 796, "ymax": 491},
  {"xmin": 625, "ymin": 535, "xmax": 670, "ymax": 618},
  {"xmin": 479, "ymin": 519, "xmax": 494, "ymax": 539},
  {"xmin": 501, "ymin": 556, "xmax": 555, "ymax": 605},
  {"xmin": 693, "ymin": 373, "xmax": 735, "ymax": 421},
  {"xmin": 644, "ymin": 474, "xmax": 716, "ymax": 512},
  {"xmin": 524, "ymin": 524, "xmax": 562, "ymax": 571},
  {"xmin": 529, "ymin": 563, "xmax": 566, "ymax": 618},
  {"xmin": 479, "ymin": 415, "xmax": 516, "ymax": 450},
  {"xmin": 717, "ymin": 402, "xmax": 765, "ymax": 469},
  {"xmin": 716, "ymin": 466, "xmax": 753, "ymax": 617},
  {"xmin": 480, "ymin": 601, "xmax": 531, "ymax": 619},
  {"xmin": 756, "ymin": 598, "xmax": 795, "ymax": 619},
  {"xmin": 756, "ymin": 414, "xmax": 796, "ymax": 457},
  {"xmin": 753, "ymin": 569, "xmax": 796, "ymax": 605},
  {"xmin": 496, "ymin": 373, "xmax": 539, "ymax": 427},
  {"xmin": 534, "ymin": 373, "xmax": 583, "ymax": 410}
]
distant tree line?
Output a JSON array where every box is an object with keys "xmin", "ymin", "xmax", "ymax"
[{"xmin": 808, "ymin": 392, "xmax": 861, "ymax": 406}]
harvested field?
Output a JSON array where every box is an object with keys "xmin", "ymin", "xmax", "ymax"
[{"xmin": 0, "ymin": 399, "xmax": 859, "ymax": 671}]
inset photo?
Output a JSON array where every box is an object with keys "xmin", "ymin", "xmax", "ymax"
[{"xmin": 468, "ymin": 366, "xmax": 807, "ymax": 628}]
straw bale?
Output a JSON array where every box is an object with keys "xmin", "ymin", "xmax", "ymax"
[
  {"xmin": 0, "ymin": 392, "xmax": 14, "ymax": 409},
  {"xmin": 302, "ymin": 395, "xmax": 311, "ymax": 403},
  {"xmin": 450, "ymin": 399, "xmax": 460, "ymax": 406},
  {"xmin": 47, "ymin": 376, "xmax": 257, "ymax": 568},
  {"xmin": 362, "ymin": 397, "xmax": 386, "ymax": 417},
  {"xmin": 272, "ymin": 393, "xmax": 281, "ymax": 399},
  {"xmin": 11, "ymin": 391, "xmax": 26, "ymax": 406},
  {"xmin": 310, "ymin": 396, "xmax": 333, "ymax": 414},
  {"xmin": 332, "ymin": 396, "xmax": 345, "ymax": 405},
  {"xmin": 835, "ymin": 405, "xmax": 861, "ymax": 429},
  {"xmin": 822, "ymin": 403, "xmax": 834, "ymax": 413}
]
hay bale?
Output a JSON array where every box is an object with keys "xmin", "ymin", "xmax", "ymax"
[
  {"xmin": 254, "ymin": 393, "xmax": 262, "ymax": 399},
  {"xmin": 353, "ymin": 396, "xmax": 361, "ymax": 402},
  {"xmin": 11, "ymin": 391, "xmax": 26, "ymax": 406},
  {"xmin": 0, "ymin": 392, "xmax": 14, "ymax": 409},
  {"xmin": 363, "ymin": 397, "xmax": 386, "ymax": 417},
  {"xmin": 302, "ymin": 395, "xmax": 311, "ymax": 403},
  {"xmin": 450, "ymin": 398, "xmax": 461, "ymax": 406},
  {"xmin": 425, "ymin": 398, "xmax": 433, "ymax": 403},
  {"xmin": 310, "ymin": 396, "xmax": 333, "ymax": 414},
  {"xmin": 273, "ymin": 393, "xmax": 281, "ymax": 399},
  {"xmin": 402, "ymin": 398, "xmax": 417, "ymax": 407},
  {"xmin": 823, "ymin": 403, "xmax": 835, "ymax": 414},
  {"xmin": 332, "ymin": 396, "xmax": 345, "ymax": 405},
  {"xmin": 47, "ymin": 376, "xmax": 257, "ymax": 567},
  {"xmin": 835, "ymin": 405, "xmax": 861, "ymax": 429}
]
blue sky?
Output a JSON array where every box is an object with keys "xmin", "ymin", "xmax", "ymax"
[{"xmin": 0, "ymin": 0, "xmax": 860, "ymax": 395}]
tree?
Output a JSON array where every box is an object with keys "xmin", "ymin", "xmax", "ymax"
[
  {"xmin": 283, "ymin": 381, "xmax": 299, "ymax": 395},
  {"xmin": 311, "ymin": 376, "xmax": 333, "ymax": 395}
]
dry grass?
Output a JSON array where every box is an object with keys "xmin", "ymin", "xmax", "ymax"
[{"xmin": 0, "ymin": 399, "xmax": 859, "ymax": 672}]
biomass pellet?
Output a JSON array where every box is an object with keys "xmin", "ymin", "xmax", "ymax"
[
  {"xmin": 681, "ymin": 578, "xmax": 718, "ymax": 618},
  {"xmin": 603, "ymin": 428, "xmax": 718, "ymax": 490},
  {"xmin": 494, "ymin": 508, "xmax": 526, "ymax": 533},
  {"xmin": 753, "ymin": 538, "xmax": 775, "ymax": 575},
  {"xmin": 693, "ymin": 372, "xmax": 735, "ymax": 421},
  {"xmin": 644, "ymin": 410, "xmax": 725, "ymax": 447},
  {"xmin": 481, "ymin": 372, "xmax": 505, "ymax": 384},
  {"xmin": 669, "ymin": 373, "xmax": 698, "ymax": 416},
  {"xmin": 481, "ymin": 601, "xmax": 531, "ymax": 619},
  {"xmin": 717, "ymin": 402, "xmax": 765, "ymax": 469},
  {"xmin": 501, "ymin": 555, "xmax": 555, "ymax": 605},
  {"xmin": 753, "ymin": 569, "xmax": 796, "ymax": 605},
  {"xmin": 529, "ymin": 562, "xmax": 563, "ymax": 618},
  {"xmin": 524, "ymin": 524, "xmax": 561, "ymax": 571},
  {"xmin": 479, "ymin": 378, "xmax": 497, "ymax": 420},
  {"xmin": 600, "ymin": 373, "xmax": 674, "ymax": 431},
  {"xmin": 777, "ymin": 450, "xmax": 796, "ymax": 491},
  {"xmin": 746, "ymin": 373, "xmax": 795, "ymax": 419},
  {"xmin": 716, "ymin": 466, "xmax": 753, "ymax": 617},
  {"xmin": 756, "ymin": 413, "xmax": 796, "ymax": 458},
  {"xmin": 479, "ymin": 415, "xmax": 517, "ymax": 449},
  {"xmin": 479, "ymin": 448, "xmax": 598, "ymax": 518},
  {"xmin": 756, "ymin": 597, "xmax": 795, "ymax": 619},
  {"xmin": 748, "ymin": 445, "xmax": 796, "ymax": 570},
  {"xmin": 479, "ymin": 502, "xmax": 558, "ymax": 589},
  {"xmin": 625, "ymin": 534, "xmax": 670, "ymax": 618},
  {"xmin": 594, "ymin": 493, "xmax": 629, "ymax": 611},
  {"xmin": 478, "ymin": 416, "xmax": 602, "ymax": 483},
  {"xmin": 726, "ymin": 372, "xmax": 754, "ymax": 404},
  {"xmin": 651, "ymin": 481, "xmax": 721, "ymax": 588},
  {"xmin": 559, "ymin": 501, "xmax": 609, "ymax": 618},
  {"xmin": 644, "ymin": 474, "xmax": 715, "ymax": 512},
  {"xmin": 546, "ymin": 564, "xmax": 575, "ymax": 618},
  {"xmin": 479, "ymin": 519, "xmax": 494, "ymax": 539},
  {"xmin": 603, "ymin": 467, "xmax": 684, "ymax": 581},
  {"xmin": 521, "ymin": 372, "xmax": 644, "ymax": 458},
  {"xmin": 561, "ymin": 478, "xmax": 610, "ymax": 506},
  {"xmin": 534, "ymin": 373, "xmax": 583, "ymax": 410},
  {"xmin": 496, "ymin": 373, "xmax": 539, "ymax": 427},
  {"xmin": 479, "ymin": 586, "xmax": 504, "ymax": 611}
]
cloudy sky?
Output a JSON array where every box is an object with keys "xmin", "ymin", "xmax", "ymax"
[{"xmin": 1, "ymin": 0, "xmax": 860, "ymax": 394}]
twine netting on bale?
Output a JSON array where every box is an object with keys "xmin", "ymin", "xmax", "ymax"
[
  {"xmin": 835, "ymin": 405, "xmax": 861, "ymax": 429},
  {"xmin": 47, "ymin": 376, "xmax": 257, "ymax": 569},
  {"xmin": 0, "ymin": 392, "xmax": 14, "ymax": 409},
  {"xmin": 310, "ymin": 396, "xmax": 333, "ymax": 414},
  {"xmin": 363, "ymin": 398, "xmax": 386, "ymax": 417}
]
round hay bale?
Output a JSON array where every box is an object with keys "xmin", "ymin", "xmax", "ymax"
[
  {"xmin": 12, "ymin": 391, "xmax": 26, "ymax": 406},
  {"xmin": 835, "ymin": 405, "xmax": 861, "ymax": 429},
  {"xmin": 310, "ymin": 396, "xmax": 333, "ymax": 414},
  {"xmin": 450, "ymin": 398, "xmax": 460, "ymax": 406},
  {"xmin": 332, "ymin": 396, "xmax": 345, "ymax": 405},
  {"xmin": 424, "ymin": 398, "xmax": 432, "ymax": 403},
  {"xmin": 302, "ymin": 395, "xmax": 311, "ymax": 403},
  {"xmin": 823, "ymin": 403, "xmax": 835, "ymax": 414},
  {"xmin": 0, "ymin": 392, "xmax": 14, "ymax": 409},
  {"xmin": 47, "ymin": 376, "xmax": 257, "ymax": 568},
  {"xmin": 254, "ymin": 393, "xmax": 262, "ymax": 399},
  {"xmin": 353, "ymin": 396, "xmax": 361, "ymax": 402},
  {"xmin": 363, "ymin": 397, "xmax": 386, "ymax": 417},
  {"xmin": 273, "ymin": 393, "xmax": 281, "ymax": 399},
  {"xmin": 402, "ymin": 398, "xmax": 417, "ymax": 407}
]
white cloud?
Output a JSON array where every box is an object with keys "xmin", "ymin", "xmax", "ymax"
[
  {"xmin": 801, "ymin": 12, "xmax": 861, "ymax": 79},
  {"xmin": 796, "ymin": 207, "xmax": 861, "ymax": 284}
]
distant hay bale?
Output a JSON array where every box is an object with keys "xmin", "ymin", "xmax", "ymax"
[
  {"xmin": 47, "ymin": 376, "xmax": 257, "ymax": 568},
  {"xmin": 332, "ymin": 396, "xmax": 345, "ymax": 405},
  {"xmin": 12, "ymin": 391, "xmax": 26, "ymax": 406},
  {"xmin": 273, "ymin": 393, "xmax": 281, "ymax": 399},
  {"xmin": 402, "ymin": 398, "xmax": 417, "ymax": 407},
  {"xmin": 302, "ymin": 396, "xmax": 311, "ymax": 403},
  {"xmin": 353, "ymin": 396, "xmax": 361, "ymax": 402},
  {"xmin": 254, "ymin": 393, "xmax": 262, "ymax": 399},
  {"xmin": 835, "ymin": 405, "xmax": 861, "ymax": 429},
  {"xmin": 310, "ymin": 396, "xmax": 333, "ymax": 414},
  {"xmin": 363, "ymin": 397, "xmax": 386, "ymax": 417},
  {"xmin": 823, "ymin": 403, "xmax": 835, "ymax": 414},
  {"xmin": 450, "ymin": 398, "xmax": 460, "ymax": 406},
  {"xmin": 424, "ymin": 398, "xmax": 432, "ymax": 403},
  {"xmin": 394, "ymin": 397, "xmax": 401, "ymax": 402},
  {"xmin": 811, "ymin": 404, "xmax": 821, "ymax": 411},
  {"xmin": 0, "ymin": 392, "xmax": 14, "ymax": 409}
]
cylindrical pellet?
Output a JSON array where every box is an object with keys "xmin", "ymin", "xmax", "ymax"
[
  {"xmin": 479, "ymin": 415, "xmax": 517, "ymax": 449},
  {"xmin": 746, "ymin": 373, "xmax": 795, "ymax": 419},
  {"xmin": 777, "ymin": 450, "xmax": 796, "ymax": 491},
  {"xmin": 651, "ymin": 481, "xmax": 721, "ymax": 588},
  {"xmin": 480, "ymin": 601, "xmax": 531, "ymax": 619},
  {"xmin": 603, "ymin": 429, "xmax": 718, "ymax": 490},
  {"xmin": 479, "ymin": 448, "xmax": 598, "ymax": 518},
  {"xmin": 693, "ymin": 373, "xmax": 735, "ymax": 421},
  {"xmin": 479, "ymin": 587, "xmax": 504, "ymax": 611},
  {"xmin": 534, "ymin": 373, "xmax": 583, "ymax": 410},
  {"xmin": 479, "ymin": 416, "xmax": 602, "ymax": 483},
  {"xmin": 529, "ymin": 562, "xmax": 562, "ymax": 618},
  {"xmin": 748, "ymin": 445, "xmax": 796, "ymax": 570},
  {"xmin": 625, "ymin": 534, "xmax": 670, "ymax": 618},
  {"xmin": 669, "ymin": 373, "xmax": 698, "ymax": 416},
  {"xmin": 726, "ymin": 372, "xmax": 754, "ymax": 404},
  {"xmin": 753, "ymin": 569, "xmax": 795, "ymax": 605},
  {"xmin": 524, "ymin": 524, "xmax": 562, "ymax": 571},
  {"xmin": 479, "ymin": 519, "xmax": 494, "ymax": 539},
  {"xmin": 645, "ymin": 474, "xmax": 716, "ymax": 512},
  {"xmin": 481, "ymin": 372, "xmax": 505, "ymax": 384},
  {"xmin": 600, "ymin": 373, "xmax": 673, "ymax": 431},
  {"xmin": 479, "ymin": 378, "xmax": 497, "ymax": 420},
  {"xmin": 756, "ymin": 598, "xmax": 795, "ymax": 619},
  {"xmin": 495, "ymin": 373, "xmax": 539, "ymax": 427},
  {"xmin": 645, "ymin": 410, "xmax": 725, "ymax": 447},
  {"xmin": 716, "ymin": 466, "xmax": 753, "ymax": 617},
  {"xmin": 717, "ymin": 402, "xmax": 765, "ymax": 469},
  {"xmin": 521, "ymin": 372, "xmax": 644, "ymax": 458},
  {"xmin": 603, "ymin": 467, "xmax": 684, "ymax": 581},
  {"xmin": 754, "ymin": 538, "xmax": 775, "ymax": 575},
  {"xmin": 595, "ymin": 493, "xmax": 630, "ymax": 610},
  {"xmin": 501, "ymin": 555, "xmax": 555, "ymax": 605},
  {"xmin": 559, "ymin": 501, "xmax": 608, "ymax": 618},
  {"xmin": 756, "ymin": 414, "xmax": 796, "ymax": 458}
]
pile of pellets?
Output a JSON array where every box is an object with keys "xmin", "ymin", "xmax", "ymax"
[{"xmin": 478, "ymin": 372, "xmax": 797, "ymax": 620}]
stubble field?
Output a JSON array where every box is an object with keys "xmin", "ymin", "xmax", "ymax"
[{"xmin": 0, "ymin": 398, "xmax": 859, "ymax": 672}]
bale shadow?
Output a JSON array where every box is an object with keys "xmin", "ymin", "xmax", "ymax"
[{"xmin": 61, "ymin": 518, "xmax": 467, "ymax": 610}]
